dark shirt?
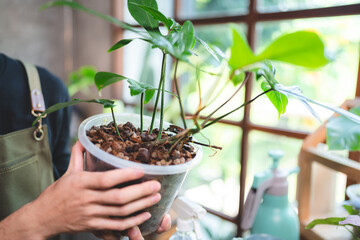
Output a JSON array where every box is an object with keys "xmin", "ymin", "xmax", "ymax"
[{"xmin": 0, "ymin": 53, "xmax": 71, "ymax": 179}]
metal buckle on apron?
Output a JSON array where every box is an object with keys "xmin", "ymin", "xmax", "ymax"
[
  {"xmin": 32, "ymin": 110, "xmax": 47, "ymax": 141},
  {"xmin": 23, "ymin": 62, "xmax": 47, "ymax": 142}
]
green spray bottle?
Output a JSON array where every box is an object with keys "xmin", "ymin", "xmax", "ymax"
[{"xmin": 241, "ymin": 150, "xmax": 300, "ymax": 240}]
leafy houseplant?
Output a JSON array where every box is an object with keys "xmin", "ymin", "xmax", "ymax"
[{"xmin": 38, "ymin": 0, "xmax": 360, "ymax": 236}]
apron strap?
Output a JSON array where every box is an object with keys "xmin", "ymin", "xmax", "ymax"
[
  {"xmin": 22, "ymin": 63, "xmax": 46, "ymax": 113},
  {"xmin": 22, "ymin": 62, "xmax": 46, "ymax": 141}
]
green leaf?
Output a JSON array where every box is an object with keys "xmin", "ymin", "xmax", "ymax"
[
  {"xmin": 305, "ymin": 217, "xmax": 346, "ymax": 229},
  {"xmin": 127, "ymin": 79, "xmax": 152, "ymax": 96},
  {"xmin": 257, "ymin": 31, "xmax": 330, "ymax": 68},
  {"xmin": 127, "ymin": 79, "xmax": 178, "ymax": 103},
  {"xmin": 32, "ymin": 98, "xmax": 115, "ymax": 126},
  {"xmin": 231, "ymin": 71, "xmax": 245, "ymax": 86},
  {"xmin": 128, "ymin": 0, "xmax": 160, "ymax": 34},
  {"xmin": 95, "ymin": 72, "xmax": 127, "ymax": 91},
  {"xmin": 131, "ymin": 3, "xmax": 173, "ymax": 30},
  {"xmin": 41, "ymin": 1, "xmax": 137, "ymax": 33},
  {"xmin": 343, "ymin": 204, "xmax": 360, "ymax": 215},
  {"xmin": 229, "ymin": 27, "xmax": 255, "ymax": 70},
  {"xmin": 108, "ymin": 39, "xmax": 134, "ymax": 52},
  {"xmin": 126, "ymin": 79, "xmax": 157, "ymax": 104},
  {"xmin": 261, "ymin": 81, "xmax": 288, "ymax": 118},
  {"xmin": 180, "ymin": 21, "xmax": 195, "ymax": 52},
  {"xmin": 144, "ymin": 89, "xmax": 155, "ymax": 104},
  {"xmin": 326, "ymin": 106, "xmax": 360, "ymax": 151},
  {"xmin": 256, "ymin": 61, "xmax": 277, "ymax": 87},
  {"xmin": 150, "ymin": 33, "xmax": 178, "ymax": 57},
  {"xmin": 67, "ymin": 66, "xmax": 97, "ymax": 96}
]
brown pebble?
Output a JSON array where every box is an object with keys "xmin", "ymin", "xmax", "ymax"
[
  {"xmin": 172, "ymin": 150, "xmax": 181, "ymax": 159},
  {"xmin": 151, "ymin": 151, "xmax": 158, "ymax": 159}
]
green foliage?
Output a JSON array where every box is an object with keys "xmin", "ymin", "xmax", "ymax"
[
  {"xmin": 326, "ymin": 106, "xmax": 360, "ymax": 151},
  {"xmin": 231, "ymin": 71, "xmax": 245, "ymax": 85},
  {"xmin": 108, "ymin": 39, "xmax": 134, "ymax": 53},
  {"xmin": 305, "ymin": 217, "xmax": 346, "ymax": 229},
  {"xmin": 343, "ymin": 204, "xmax": 360, "ymax": 215},
  {"xmin": 95, "ymin": 72, "xmax": 127, "ymax": 91},
  {"xmin": 261, "ymin": 81, "xmax": 288, "ymax": 118},
  {"xmin": 229, "ymin": 28, "xmax": 330, "ymax": 70},
  {"xmin": 43, "ymin": 0, "xmax": 352, "ymax": 150},
  {"xmin": 128, "ymin": 0, "xmax": 160, "ymax": 34},
  {"xmin": 127, "ymin": 79, "xmax": 155, "ymax": 104},
  {"xmin": 132, "ymin": 3, "xmax": 173, "ymax": 30},
  {"xmin": 257, "ymin": 31, "xmax": 330, "ymax": 68},
  {"xmin": 67, "ymin": 66, "xmax": 97, "ymax": 97},
  {"xmin": 228, "ymin": 28, "xmax": 255, "ymax": 71}
]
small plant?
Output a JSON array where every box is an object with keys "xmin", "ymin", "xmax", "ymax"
[
  {"xmin": 306, "ymin": 204, "xmax": 360, "ymax": 239},
  {"xmin": 37, "ymin": 0, "xmax": 360, "ymax": 164}
]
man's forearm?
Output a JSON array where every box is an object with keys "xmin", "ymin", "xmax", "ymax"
[{"xmin": 0, "ymin": 202, "xmax": 46, "ymax": 240}]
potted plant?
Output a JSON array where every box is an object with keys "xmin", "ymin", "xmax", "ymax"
[{"xmin": 37, "ymin": 0, "xmax": 360, "ymax": 237}]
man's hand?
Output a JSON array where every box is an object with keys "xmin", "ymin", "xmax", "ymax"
[{"xmin": 0, "ymin": 141, "xmax": 163, "ymax": 240}]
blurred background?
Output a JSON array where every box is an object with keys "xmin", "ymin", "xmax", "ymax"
[{"xmin": 1, "ymin": 0, "xmax": 359, "ymax": 239}]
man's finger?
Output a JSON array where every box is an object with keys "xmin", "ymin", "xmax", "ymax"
[
  {"xmin": 87, "ymin": 212, "xmax": 151, "ymax": 231},
  {"xmin": 86, "ymin": 193, "xmax": 161, "ymax": 217},
  {"xmin": 67, "ymin": 141, "xmax": 85, "ymax": 173},
  {"xmin": 156, "ymin": 214, "xmax": 171, "ymax": 233},
  {"xmin": 89, "ymin": 180, "xmax": 161, "ymax": 204},
  {"xmin": 128, "ymin": 226, "xmax": 144, "ymax": 240},
  {"xmin": 79, "ymin": 168, "xmax": 145, "ymax": 189}
]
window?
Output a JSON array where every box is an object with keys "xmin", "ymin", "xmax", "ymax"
[{"xmin": 113, "ymin": 0, "xmax": 360, "ymax": 237}]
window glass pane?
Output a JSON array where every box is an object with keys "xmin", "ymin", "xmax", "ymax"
[
  {"xmin": 251, "ymin": 16, "xmax": 360, "ymax": 132},
  {"xmin": 178, "ymin": 0, "xmax": 249, "ymax": 19},
  {"xmin": 182, "ymin": 123, "xmax": 242, "ymax": 217},
  {"xmin": 258, "ymin": 0, "xmax": 359, "ymax": 13},
  {"xmin": 247, "ymin": 131, "xmax": 302, "ymax": 202}
]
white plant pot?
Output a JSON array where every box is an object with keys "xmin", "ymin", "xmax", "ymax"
[{"xmin": 78, "ymin": 113, "xmax": 202, "ymax": 235}]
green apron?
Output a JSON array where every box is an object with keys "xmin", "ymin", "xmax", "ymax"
[{"xmin": 0, "ymin": 62, "xmax": 56, "ymax": 238}]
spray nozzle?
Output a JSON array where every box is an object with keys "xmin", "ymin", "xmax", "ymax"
[
  {"xmin": 268, "ymin": 149, "xmax": 284, "ymax": 170},
  {"xmin": 171, "ymin": 196, "xmax": 206, "ymax": 239}
]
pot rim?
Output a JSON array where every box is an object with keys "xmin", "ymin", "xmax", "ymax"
[{"xmin": 78, "ymin": 112, "xmax": 203, "ymax": 175}]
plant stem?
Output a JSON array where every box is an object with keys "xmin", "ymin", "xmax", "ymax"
[
  {"xmin": 192, "ymin": 140, "xmax": 222, "ymax": 150},
  {"xmin": 157, "ymin": 53, "xmax": 167, "ymax": 139},
  {"xmin": 201, "ymin": 73, "xmax": 250, "ymax": 128},
  {"xmin": 173, "ymin": 59, "xmax": 187, "ymax": 129},
  {"xmin": 110, "ymin": 106, "xmax": 122, "ymax": 140},
  {"xmin": 140, "ymin": 92, "xmax": 144, "ymax": 133},
  {"xmin": 149, "ymin": 53, "xmax": 167, "ymax": 134},
  {"xmin": 203, "ymin": 89, "xmax": 271, "ymax": 129}
]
